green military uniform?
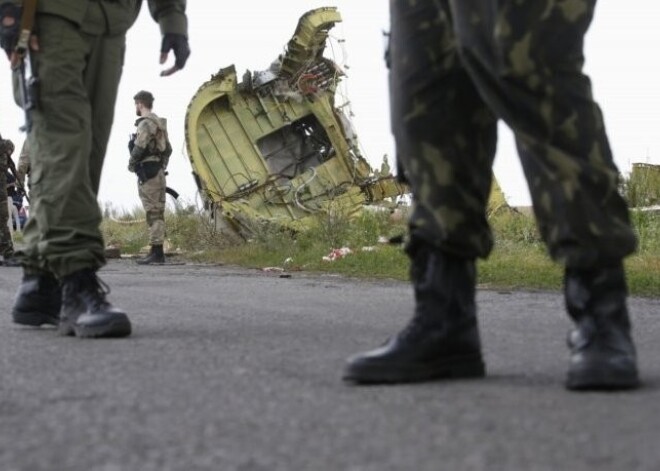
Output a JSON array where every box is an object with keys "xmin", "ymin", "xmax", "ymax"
[
  {"xmin": 130, "ymin": 111, "xmax": 169, "ymax": 246},
  {"xmin": 390, "ymin": 0, "xmax": 636, "ymax": 268},
  {"xmin": 11, "ymin": 0, "xmax": 187, "ymax": 278},
  {"xmin": 0, "ymin": 138, "xmax": 15, "ymax": 260},
  {"xmin": 16, "ymin": 139, "xmax": 30, "ymax": 188}
]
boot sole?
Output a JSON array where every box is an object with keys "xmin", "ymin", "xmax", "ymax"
[
  {"xmin": 344, "ymin": 355, "xmax": 486, "ymax": 385},
  {"xmin": 566, "ymin": 367, "xmax": 640, "ymax": 391},
  {"xmin": 59, "ymin": 316, "xmax": 132, "ymax": 338},
  {"xmin": 12, "ymin": 311, "xmax": 59, "ymax": 327}
]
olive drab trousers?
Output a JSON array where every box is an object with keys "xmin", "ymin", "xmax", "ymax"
[
  {"xmin": 17, "ymin": 7, "xmax": 126, "ymax": 277},
  {"xmin": 390, "ymin": 0, "xmax": 637, "ymax": 268}
]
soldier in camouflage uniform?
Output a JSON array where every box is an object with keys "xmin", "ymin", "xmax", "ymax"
[
  {"xmin": 129, "ymin": 90, "xmax": 171, "ymax": 265},
  {"xmin": 0, "ymin": 136, "xmax": 20, "ymax": 267},
  {"xmin": 344, "ymin": 0, "xmax": 640, "ymax": 390},
  {"xmin": 0, "ymin": 0, "xmax": 189, "ymax": 337}
]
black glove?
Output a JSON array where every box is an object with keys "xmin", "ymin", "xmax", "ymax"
[
  {"xmin": 161, "ymin": 33, "xmax": 190, "ymax": 70},
  {"xmin": 128, "ymin": 133, "xmax": 136, "ymax": 152},
  {"xmin": 0, "ymin": 2, "xmax": 20, "ymax": 58}
]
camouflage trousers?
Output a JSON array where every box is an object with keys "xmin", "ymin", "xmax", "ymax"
[
  {"xmin": 390, "ymin": 0, "xmax": 637, "ymax": 267},
  {"xmin": 138, "ymin": 169, "xmax": 166, "ymax": 245},
  {"xmin": 0, "ymin": 153, "xmax": 13, "ymax": 258}
]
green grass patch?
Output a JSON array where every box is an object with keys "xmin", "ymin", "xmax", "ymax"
[
  {"xmin": 478, "ymin": 244, "xmax": 562, "ymax": 291},
  {"xmin": 102, "ymin": 196, "xmax": 660, "ymax": 297}
]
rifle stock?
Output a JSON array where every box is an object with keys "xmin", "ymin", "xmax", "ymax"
[{"xmin": 165, "ymin": 187, "xmax": 179, "ymax": 200}]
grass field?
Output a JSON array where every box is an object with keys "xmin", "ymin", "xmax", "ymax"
[{"xmin": 101, "ymin": 194, "xmax": 660, "ymax": 297}]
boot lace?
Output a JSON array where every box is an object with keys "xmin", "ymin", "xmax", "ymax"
[
  {"xmin": 84, "ymin": 275, "xmax": 112, "ymax": 311},
  {"xmin": 64, "ymin": 272, "xmax": 112, "ymax": 312}
]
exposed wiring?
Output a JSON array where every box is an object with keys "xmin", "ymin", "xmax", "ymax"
[{"xmin": 293, "ymin": 167, "xmax": 319, "ymax": 213}]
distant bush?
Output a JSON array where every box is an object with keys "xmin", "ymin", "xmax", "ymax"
[{"xmin": 622, "ymin": 163, "xmax": 660, "ymax": 207}]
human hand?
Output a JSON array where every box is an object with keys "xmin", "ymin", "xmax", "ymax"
[{"xmin": 159, "ymin": 33, "xmax": 190, "ymax": 77}]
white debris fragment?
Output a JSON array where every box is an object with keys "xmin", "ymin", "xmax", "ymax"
[{"xmin": 322, "ymin": 247, "xmax": 352, "ymax": 262}]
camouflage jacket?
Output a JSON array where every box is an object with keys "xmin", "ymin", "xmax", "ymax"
[
  {"xmin": 0, "ymin": 138, "xmax": 13, "ymax": 154},
  {"xmin": 0, "ymin": 138, "xmax": 14, "ymax": 206},
  {"xmin": 0, "ymin": 139, "xmax": 14, "ymax": 170},
  {"xmin": 7, "ymin": 0, "xmax": 187, "ymax": 36},
  {"xmin": 129, "ymin": 112, "xmax": 171, "ymax": 171}
]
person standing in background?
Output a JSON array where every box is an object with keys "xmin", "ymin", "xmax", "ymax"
[
  {"xmin": 0, "ymin": 135, "xmax": 19, "ymax": 267},
  {"xmin": 129, "ymin": 89, "xmax": 172, "ymax": 265}
]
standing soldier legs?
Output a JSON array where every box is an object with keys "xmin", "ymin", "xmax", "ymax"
[
  {"xmin": 450, "ymin": 0, "xmax": 639, "ymax": 389},
  {"xmin": 345, "ymin": 0, "xmax": 639, "ymax": 389},
  {"xmin": 345, "ymin": 0, "xmax": 493, "ymax": 384},
  {"xmin": 136, "ymin": 168, "xmax": 166, "ymax": 265},
  {"xmin": 11, "ymin": 11, "xmax": 131, "ymax": 337}
]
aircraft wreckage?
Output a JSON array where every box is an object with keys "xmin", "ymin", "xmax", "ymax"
[
  {"xmin": 184, "ymin": 7, "xmax": 408, "ymax": 238},
  {"xmin": 184, "ymin": 7, "xmax": 511, "ymax": 239}
]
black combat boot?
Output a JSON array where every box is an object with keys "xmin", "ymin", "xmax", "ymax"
[
  {"xmin": 136, "ymin": 244, "xmax": 165, "ymax": 265},
  {"xmin": 59, "ymin": 269, "xmax": 132, "ymax": 338},
  {"xmin": 12, "ymin": 273, "xmax": 62, "ymax": 326},
  {"xmin": 343, "ymin": 241, "xmax": 485, "ymax": 384},
  {"xmin": 564, "ymin": 264, "xmax": 639, "ymax": 391}
]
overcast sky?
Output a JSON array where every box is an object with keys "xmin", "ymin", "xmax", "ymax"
[{"xmin": 1, "ymin": 2, "xmax": 658, "ymax": 210}]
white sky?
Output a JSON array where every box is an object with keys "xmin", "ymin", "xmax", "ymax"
[{"xmin": 1, "ymin": 2, "xmax": 658, "ymax": 210}]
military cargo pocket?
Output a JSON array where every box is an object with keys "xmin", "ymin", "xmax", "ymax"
[{"xmin": 33, "ymin": 15, "xmax": 87, "ymax": 107}]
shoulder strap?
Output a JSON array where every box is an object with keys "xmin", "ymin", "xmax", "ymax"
[
  {"xmin": 144, "ymin": 115, "xmax": 170, "ymax": 153},
  {"xmin": 145, "ymin": 115, "xmax": 166, "ymax": 134}
]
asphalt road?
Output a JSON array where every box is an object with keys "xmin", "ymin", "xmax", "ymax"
[{"xmin": 1, "ymin": 260, "xmax": 659, "ymax": 471}]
